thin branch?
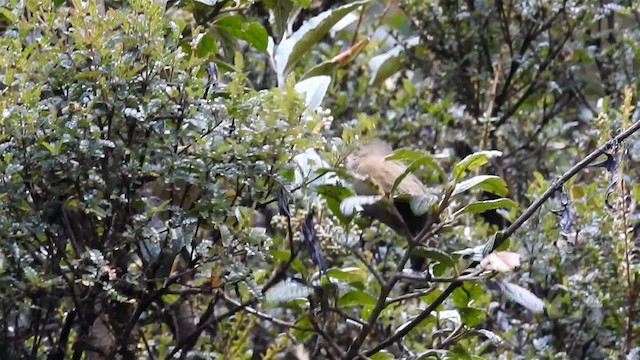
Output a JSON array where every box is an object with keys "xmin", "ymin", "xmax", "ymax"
[
  {"xmin": 349, "ymin": 246, "xmax": 385, "ymax": 286},
  {"xmin": 385, "ymin": 286, "xmax": 438, "ymax": 307},
  {"xmin": 222, "ymin": 295, "xmax": 313, "ymax": 331}
]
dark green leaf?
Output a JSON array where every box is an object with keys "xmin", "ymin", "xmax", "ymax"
[
  {"xmin": 196, "ymin": 32, "xmax": 218, "ymax": 57},
  {"xmin": 410, "ymin": 193, "xmax": 439, "ymax": 216},
  {"xmin": 215, "ymin": 15, "xmax": 268, "ymax": 52},
  {"xmin": 369, "ymin": 36, "xmax": 419, "ymax": 85},
  {"xmin": 452, "ymin": 150, "xmax": 502, "ymax": 181},
  {"xmin": 452, "ymin": 175, "xmax": 508, "ymax": 197},
  {"xmin": 414, "ymin": 247, "xmax": 456, "ymax": 269},
  {"xmin": 326, "ymin": 267, "xmax": 367, "ymax": 284},
  {"xmin": 269, "ymin": 250, "xmax": 308, "ymax": 278},
  {"xmin": 274, "ymin": 0, "xmax": 369, "ymax": 79},
  {"xmin": 337, "ymin": 290, "xmax": 377, "ymax": 307},
  {"xmin": 459, "ymin": 307, "xmax": 486, "ymax": 327},
  {"xmin": 315, "ymin": 184, "xmax": 354, "ymax": 224},
  {"xmin": 292, "ymin": 314, "xmax": 315, "ymax": 342},
  {"xmin": 453, "ymin": 198, "xmax": 517, "ymax": 217}
]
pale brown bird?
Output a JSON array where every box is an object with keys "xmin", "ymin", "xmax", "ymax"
[{"xmin": 346, "ymin": 139, "xmax": 436, "ymax": 270}]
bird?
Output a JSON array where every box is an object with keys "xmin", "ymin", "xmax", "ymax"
[{"xmin": 345, "ymin": 139, "xmax": 436, "ymax": 270}]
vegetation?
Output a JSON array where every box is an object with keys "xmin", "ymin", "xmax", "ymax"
[{"xmin": 0, "ymin": 0, "xmax": 639, "ymax": 359}]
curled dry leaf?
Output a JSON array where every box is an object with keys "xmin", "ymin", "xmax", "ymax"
[
  {"xmin": 589, "ymin": 151, "xmax": 620, "ymax": 211},
  {"xmin": 480, "ymin": 251, "xmax": 521, "ymax": 272}
]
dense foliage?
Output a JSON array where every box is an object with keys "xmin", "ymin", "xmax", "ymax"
[{"xmin": 0, "ymin": 0, "xmax": 639, "ymax": 359}]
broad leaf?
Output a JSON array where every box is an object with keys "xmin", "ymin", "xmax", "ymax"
[
  {"xmin": 413, "ymin": 247, "xmax": 456, "ymax": 269},
  {"xmin": 215, "ymin": 15, "xmax": 268, "ymax": 51},
  {"xmin": 460, "ymin": 307, "xmax": 486, "ymax": 327},
  {"xmin": 452, "ymin": 175, "xmax": 508, "ymax": 197},
  {"xmin": 410, "ymin": 193, "xmax": 439, "ymax": 216},
  {"xmin": 453, "ymin": 198, "xmax": 517, "ymax": 217},
  {"xmin": 316, "ymin": 184, "xmax": 355, "ymax": 224},
  {"xmin": 294, "ymin": 75, "xmax": 331, "ymax": 110},
  {"xmin": 326, "ymin": 267, "xmax": 367, "ymax": 284},
  {"xmin": 337, "ymin": 289, "xmax": 377, "ymax": 307},
  {"xmin": 269, "ymin": 249, "xmax": 308, "ymax": 278},
  {"xmin": 369, "ymin": 36, "xmax": 420, "ymax": 85},
  {"xmin": 452, "ymin": 150, "xmax": 502, "ymax": 181},
  {"xmin": 274, "ymin": 0, "xmax": 369, "ymax": 81}
]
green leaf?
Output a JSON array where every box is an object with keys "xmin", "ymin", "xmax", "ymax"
[
  {"xmin": 452, "ymin": 175, "xmax": 508, "ymax": 197},
  {"xmin": 459, "ymin": 307, "xmax": 486, "ymax": 327},
  {"xmin": 264, "ymin": 0, "xmax": 294, "ymax": 41},
  {"xmin": 369, "ymin": 36, "xmax": 419, "ymax": 86},
  {"xmin": 215, "ymin": 15, "xmax": 268, "ymax": 52},
  {"xmin": 269, "ymin": 249, "xmax": 308, "ymax": 278},
  {"xmin": 196, "ymin": 32, "xmax": 218, "ymax": 57},
  {"xmin": 0, "ymin": 7, "xmax": 16, "ymax": 23},
  {"xmin": 274, "ymin": 0, "xmax": 369, "ymax": 81},
  {"xmin": 293, "ymin": 0, "xmax": 311, "ymax": 7},
  {"xmin": 326, "ymin": 267, "xmax": 367, "ymax": 284},
  {"xmin": 413, "ymin": 248, "xmax": 456, "ymax": 269},
  {"xmin": 370, "ymin": 351, "xmax": 395, "ymax": 360},
  {"xmin": 292, "ymin": 315, "xmax": 315, "ymax": 342},
  {"xmin": 410, "ymin": 193, "xmax": 439, "ymax": 216},
  {"xmin": 315, "ymin": 184, "xmax": 355, "ymax": 224},
  {"xmin": 42, "ymin": 142, "xmax": 60, "ymax": 156},
  {"xmin": 452, "ymin": 150, "xmax": 502, "ymax": 181},
  {"xmin": 294, "ymin": 75, "xmax": 331, "ymax": 110},
  {"xmin": 453, "ymin": 198, "xmax": 517, "ymax": 217},
  {"xmin": 337, "ymin": 290, "xmax": 377, "ymax": 307},
  {"xmin": 162, "ymin": 294, "xmax": 180, "ymax": 305},
  {"xmin": 452, "ymin": 283, "xmax": 484, "ymax": 307},
  {"xmin": 301, "ymin": 60, "xmax": 338, "ymax": 79}
]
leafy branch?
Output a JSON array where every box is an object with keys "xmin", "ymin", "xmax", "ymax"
[{"xmin": 360, "ymin": 119, "xmax": 640, "ymax": 358}]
